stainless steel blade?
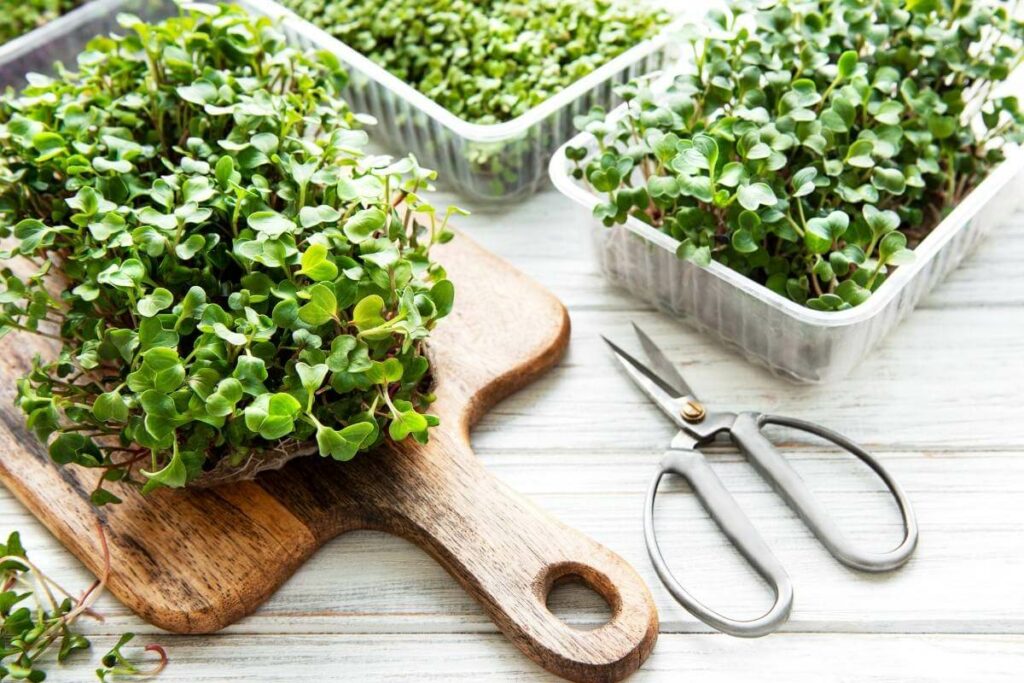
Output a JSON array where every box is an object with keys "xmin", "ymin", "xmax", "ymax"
[
  {"xmin": 631, "ymin": 323, "xmax": 698, "ymax": 401},
  {"xmin": 602, "ymin": 336, "xmax": 689, "ymax": 429}
]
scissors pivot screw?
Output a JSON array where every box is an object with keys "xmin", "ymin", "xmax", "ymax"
[{"xmin": 681, "ymin": 400, "xmax": 706, "ymax": 423}]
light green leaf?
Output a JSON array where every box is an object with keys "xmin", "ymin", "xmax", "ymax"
[
  {"xmin": 299, "ymin": 205, "xmax": 342, "ymax": 228},
  {"xmin": 295, "ymin": 361, "xmax": 329, "ymax": 403},
  {"xmin": 244, "ymin": 392, "xmax": 302, "ymax": 440},
  {"xmin": 731, "ymin": 228, "xmax": 759, "ymax": 254},
  {"xmin": 431, "ymin": 280, "xmax": 455, "ymax": 318},
  {"xmin": 837, "ymin": 50, "xmax": 858, "ymax": 79},
  {"xmin": 388, "ymin": 400, "xmax": 429, "ymax": 441},
  {"xmin": 137, "ymin": 207, "xmax": 178, "ymax": 231},
  {"xmin": 182, "ymin": 176, "xmax": 214, "ymax": 204},
  {"xmin": 343, "ymin": 208, "xmax": 386, "ymax": 243},
  {"xmin": 879, "ymin": 231, "xmax": 914, "ymax": 266},
  {"xmin": 126, "ymin": 347, "xmax": 185, "ymax": 393},
  {"xmin": 92, "ymin": 391, "xmax": 129, "ymax": 422},
  {"xmin": 213, "ymin": 322, "xmax": 247, "ymax": 346},
  {"xmin": 737, "ymin": 183, "xmax": 777, "ymax": 211},
  {"xmin": 177, "ymin": 80, "xmax": 217, "ymax": 105},
  {"xmin": 863, "ymin": 204, "xmax": 901, "ymax": 235},
  {"xmin": 138, "ymin": 288, "xmax": 173, "ymax": 317},
  {"xmin": 845, "ymin": 140, "xmax": 875, "ymax": 168},
  {"xmin": 316, "ymin": 422, "xmax": 374, "ymax": 461},
  {"xmin": 175, "ymin": 234, "xmax": 207, "ymax": 260},
  {"xmin": 352, "ymin": 294, "xmax": 386, "ymax": 331},
  {"xmin": 871, "ymin": 167, "xmax": 907, "ymax": 194},
  {"xmin": 141, "ymin": 448, "xmax": 188, "ymax": 492},
  {"xmin": 298, "ymin": 284, "xmax": 338, "ymax": 326},
  {"xmin": 207, "ymin": 378, "xmax": 244, "ymax": 417},
  {"xmin": 299, "ymin": 243, "xmax": 339, "ymax": 281},
  {"xmin": 248, "ymin": 211, "xmax": 295, "ymax": 237}
]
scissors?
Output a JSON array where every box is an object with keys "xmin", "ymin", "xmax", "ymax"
[{"xmin": 604, "ymin": 324, "xmax": 919, "ymax": 637}]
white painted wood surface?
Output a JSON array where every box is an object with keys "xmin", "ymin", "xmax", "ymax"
[{"xmin": 2, "ymin": 184, "xmax": 1021, "ymax": 681}]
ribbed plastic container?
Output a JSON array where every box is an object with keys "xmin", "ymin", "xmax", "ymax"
[
  {"xmin": 241, "ymin": 0, "xmax": 684, "ymax": 202},
  {"xmin": 551, "ymin": 106, "xmax": 1024, "ymax": 384}
]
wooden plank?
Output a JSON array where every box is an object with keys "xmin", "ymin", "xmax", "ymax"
[{"xmin": 33, "ymin": 633, "xmax": 1024, "ymax": 682}]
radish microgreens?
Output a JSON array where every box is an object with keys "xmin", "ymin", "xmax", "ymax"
[
  {"xmin": 568, "ymin": 0, "xmax": 1024, "ymax": 310},
  {"xmin": 0, "ymin": 4, "xmax": 463, "ymax": 502},
  {"xmin": 276, "ymin": 0, "xmax": 671, "ymax": 124},
  {"xmin": 0, "ymin": 530, "xmax": 167, "ymax": 681}
]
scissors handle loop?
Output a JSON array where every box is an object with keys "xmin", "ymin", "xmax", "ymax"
[
  {"xmin": 731, "ymin": 412, "xmax": 919, "ymax": 572},
  {"xmin": 644, "ymin": 450, "xmax": 794, "ymax": 637}
]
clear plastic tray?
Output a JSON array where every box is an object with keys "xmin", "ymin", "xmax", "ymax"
[
  {"xmin": 550, "ymin": 105, "xmax": 1024, "ymax": 384},
  {"xmin": 242, "ymin": 0, "xmax": 684, "ymax": 202}
]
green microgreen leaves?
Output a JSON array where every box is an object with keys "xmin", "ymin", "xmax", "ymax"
[
  {"xmin": 572, "ymin": 0, "xmax": 1024, "ymax": 311},
  {"xmin": 295, "ymin": 362, "xmax": 329, "ymax": 409},
  {"xmin": 276, "ymin": 0, "xmax": 669, "ymax": 125},
  {"xmin": 737, "ymin": 183, "xmax": 778, "ymax": 211},
  {"xmin": 316, "ymin": 422, "xmax": 375, "ymax": 461},
  {"xmin": 244, "ymin": 393, "xmax": 303, "ymax": 441},
  {"xmin": 0, "ymin": 5, "xmax": 461, "ymax": 502},
  {"xmin": 388, "ymin": 399, "xmax": 430, "ymax": 441},
  {"xmin": 247, "ymin": 211, "xmax": 296, "ymax": 238},
  {"xmin": 343, "ymin": 208, "xmax": 386, "ymax": 243},
  {"xmin": 298, "ymin": 284, "xmax": 339, "ymax": 326},
  {"xmin": 137, "ymin": 288, "xmax": 173, "ymax": 318},
  {"xmin": 299, "ymin": 243, "xmax": 339, "ymax": 281},
  {"xmin": 0, "ymin": 530, "xmax": 168, "ymax": 681},
  {"xmin": 805, "ymin": 212, "xmax": 850, "ymax": 255}
]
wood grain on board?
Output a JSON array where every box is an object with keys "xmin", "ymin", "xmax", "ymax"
[{"xmin": 0, "ymin": 234, "xmax": 658, "ymax": 683}]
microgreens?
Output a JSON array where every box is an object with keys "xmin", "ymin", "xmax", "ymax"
[
  {"xmin": 0, "ymin": 529, "xmax": 167, "ymax": 681},
  {"xmin": 0, "ymin": 0, "xmax": 83, "ymax": 46},
  {"xmin": 276, "ymin": 0, "xmax": 671, "ymax": 124},
  {"xmin": 568, "ymin": 0, "xmax": 1024, "ymax": 310},
  {"xmin": 0, "ymin": 4, "xmax": 463, "ymax": 502}
]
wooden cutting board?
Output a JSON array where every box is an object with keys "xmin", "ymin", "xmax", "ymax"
[{"xmin": 0, "ymin": 234, "xmax": 658, "ymax": 683}]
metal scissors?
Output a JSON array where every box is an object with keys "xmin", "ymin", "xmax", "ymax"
[{"xmin": 604, "ymin": 324, "xmax": 919, "ymax": 637}]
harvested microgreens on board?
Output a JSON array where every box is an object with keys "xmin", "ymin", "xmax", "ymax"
[
  {"xmin": 275, "ymin": 0, "xmax": 672, "ymax": 124},
  {"xmin": 1, "ymin": 529, "xmax": 167, "ymax": 681},
  {"xmin": 0, "ymin": 3, "xmax": 462, "ymax": 504},
  {"xmin": 567, "ymin": 0, "xmax": 1024, "ymax": 310},
  {"xmin": 0, "ymin": 0, "xmax": 83, "ymax": 47}
]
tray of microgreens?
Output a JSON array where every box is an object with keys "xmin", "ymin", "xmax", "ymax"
[
  {"xmin": 0, "ymin": 1, "xmax": 461, "ymax": 504},
  {"xmin": 238, "ymin": 0, "xmax": 683, "ymax": 200},
  {"xmin": 551, "ymin": 0, "xmax": 1024, "ymax": 383}
]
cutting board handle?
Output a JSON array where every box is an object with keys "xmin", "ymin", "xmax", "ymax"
[{"xmin": 372, "ymin": 436, "xmax": 659, "ymax": 683}]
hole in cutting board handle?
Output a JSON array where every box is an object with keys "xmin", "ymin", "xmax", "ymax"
[{"xmin": 543, "ymin": 563, "xmax": 618, "ymax": 631}]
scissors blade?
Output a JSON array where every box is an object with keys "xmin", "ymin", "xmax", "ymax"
[
  {"xmin": 602, "ymin": 335, "xmax": 689, "ymax": 427},
  {"xmin": 631, "ymin": 323, "xmax": 698, "ymax": 401}
]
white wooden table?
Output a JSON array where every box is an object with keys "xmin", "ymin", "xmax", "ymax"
[{"xmin": 4, "ymin": 181, "xmax": 1022, "ymax": 681}]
